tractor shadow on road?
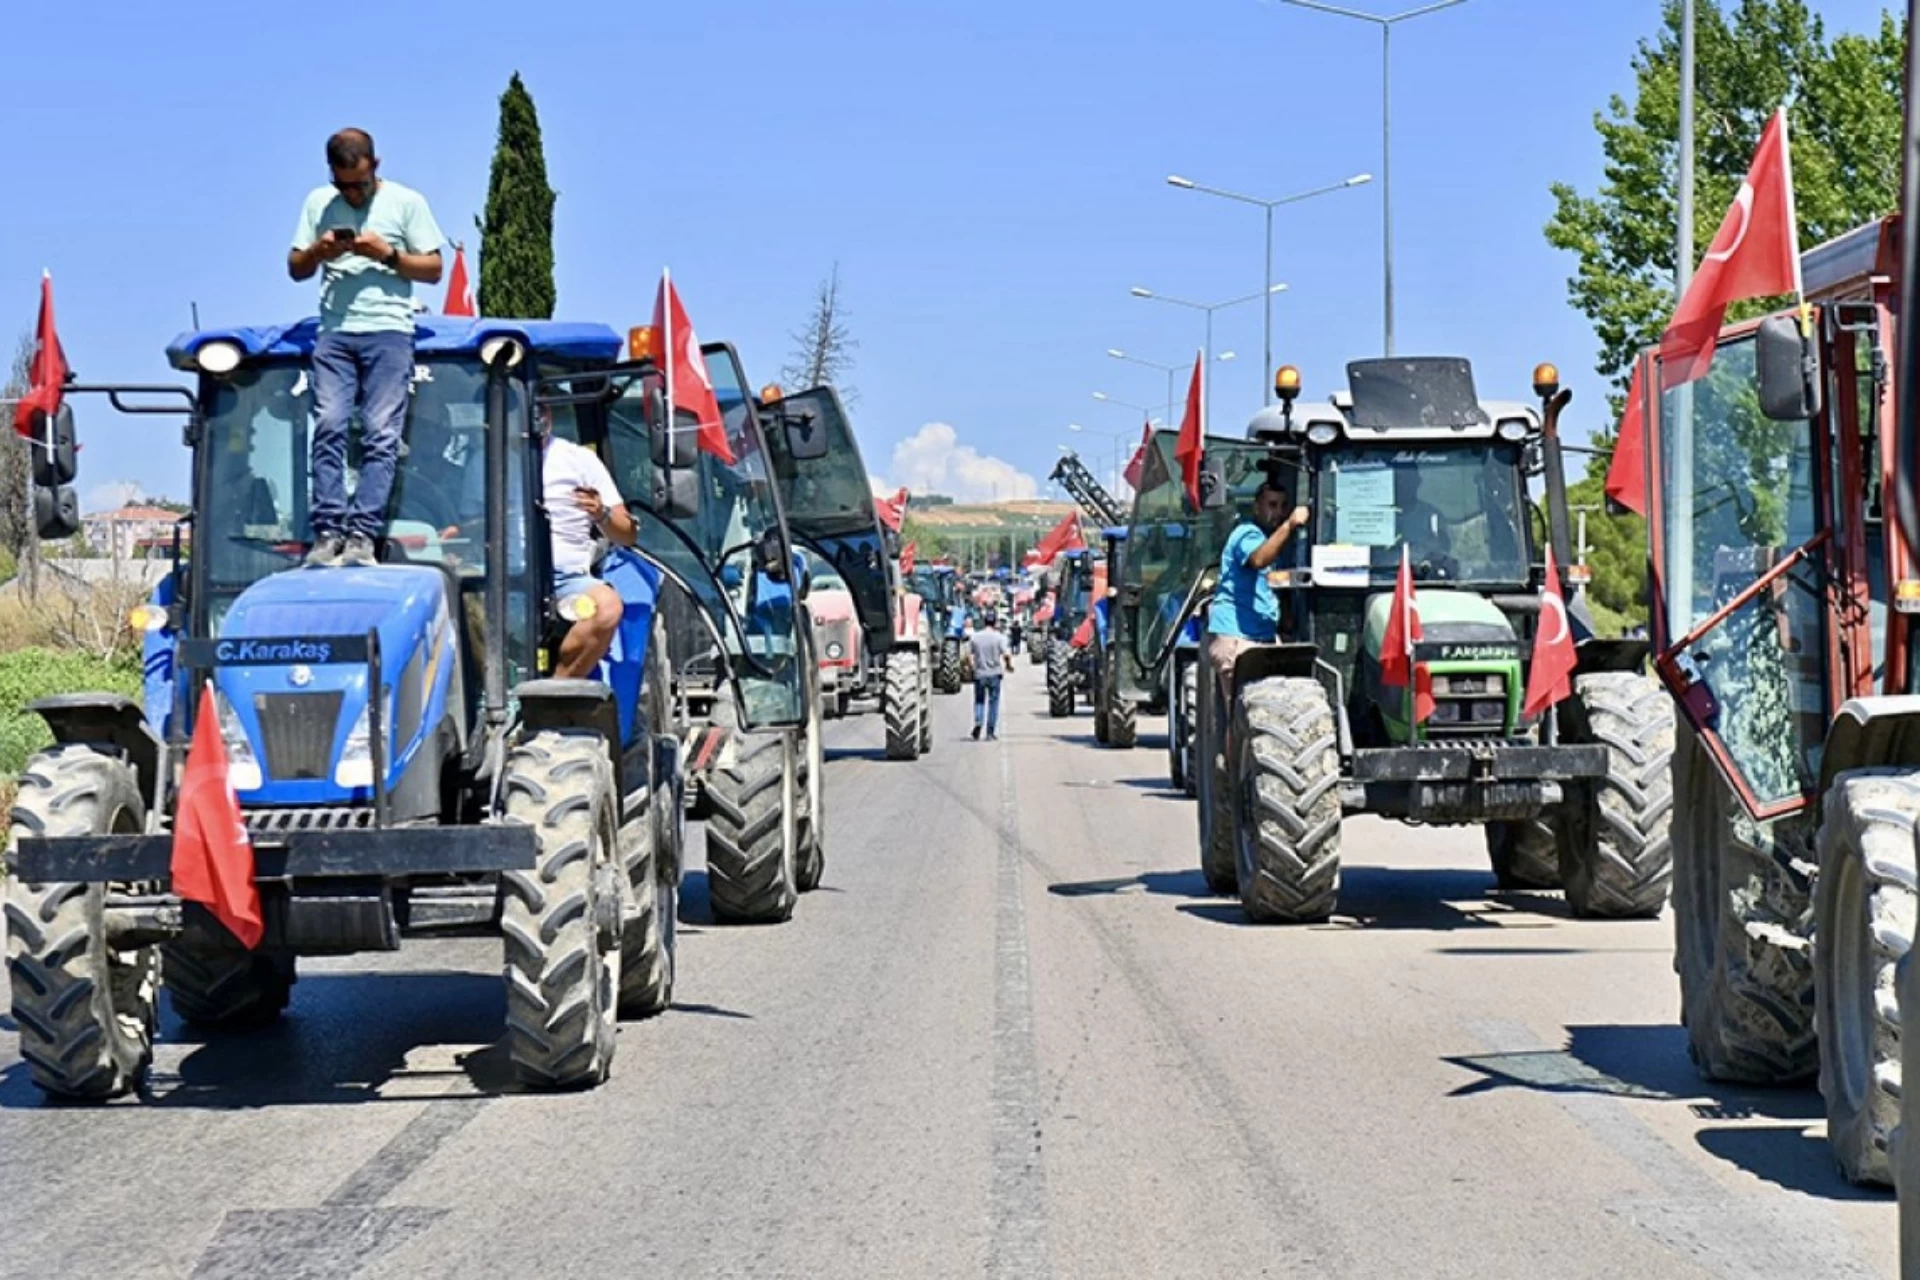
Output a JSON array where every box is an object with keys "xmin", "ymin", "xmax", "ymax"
[
  {"xmin": 825, "ymin": 746, "xmax": 892, "ymax": 764},
  {"xmin": 1446, "ymin": 1022, "xmax": 1879, "ymax": 1202},
  {"xmin": 1170, "ymin": 866, "xmax": 1576, "ymax": 932}
]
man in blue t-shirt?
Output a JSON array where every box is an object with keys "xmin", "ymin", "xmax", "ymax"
[{"xmin": 1204, "ymin": 479, "xmax": 1309, "ymax": 705}]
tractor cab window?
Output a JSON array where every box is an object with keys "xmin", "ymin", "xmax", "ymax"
[
  {"xmin": 1311, "ymin": 444, "xmax": 1530, "ymax": 587},
  {"xmin": 593, "ymin": 355, "xmax": 805, "ymax": 729},
  {"xmin": 1651, "ymin": 328, "xmax": 1828, "ymax": 816}
]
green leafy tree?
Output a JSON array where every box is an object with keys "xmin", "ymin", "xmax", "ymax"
[{"xmin": 476, "ymin": 73, "xmax": 557, "ymax": 319}]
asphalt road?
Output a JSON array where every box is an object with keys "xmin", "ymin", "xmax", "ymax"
[{"xmin": 0, "ymin": 667, "xmax": 1899, "ymax": 1278}]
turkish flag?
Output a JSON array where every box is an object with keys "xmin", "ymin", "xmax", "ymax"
[
  {"xmin": 14, "ymin": 272, "xmax": 68, "ymax": 439},
  {"xmin": 1173, "ymin": 351, "xmax": 1204, "ymax": 511},
  {"xmin": 652, "ymin": 269, "xmax": 735, "ymax": 465},
  {"xmin": 1524, "ymin": 544, "xmax": 1579, "ymax": 718},
  {"xmin": 1032, "ymin": 511, "xmax": 1085, "ymax": 564},
  {"xmin": 1661, "ymin": 108, "xmax": 1800, "ymax": 385},
  {"xmin": 900, "ymin": 540, "xmax": 916, "ymax": 573},
  {"xmin": 1122, "ymin": 420, "xmax": 1151, "ymax": 490},
  {"xmin": 1379, "ymin": 546, "xmax": 1434, "ymax": 724},
  {"xmin": 170, "ymin": 685, "xmax": 264, "ymax": 949},
  {"xmin": 1070, "ymin": 615, "xmax": 1095, "ymax": 648},
  {"xmin": 1603, "ymin": 364, "xmax": 1648, "ymax": 516},
  {"xmin": 443, "ymin": 244, "xmax": 475, "ymax": 317},
  {"xmin": 874, "ymin": 486, "xmax": 908, "ymax": 532}
]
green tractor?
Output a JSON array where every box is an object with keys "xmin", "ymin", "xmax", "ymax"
[{"xmin": 1185, "ymin": 357, "xmax": 1673, "ymax": 922}]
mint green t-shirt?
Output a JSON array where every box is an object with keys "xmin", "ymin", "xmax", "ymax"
[{"xmin": 291, "ymin": 180, "xmax": 445, "ymax": 335}]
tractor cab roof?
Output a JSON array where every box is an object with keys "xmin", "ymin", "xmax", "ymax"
[
  {"xmin": 1101, "ymin": 526, "xmax": 1129, "ymax": 542},
  {"xmin": 167, "ymin": 316, "xmax": 625, "ymax": 370},
  {"xmin": 1248, "ymin": 355, "xmax": 1541, "ymax": 447}
]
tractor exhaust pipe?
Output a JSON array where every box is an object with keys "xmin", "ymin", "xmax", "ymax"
[{"xmin": 1534, "ymin": 365, "xmax": 1577, "ymax": 583}]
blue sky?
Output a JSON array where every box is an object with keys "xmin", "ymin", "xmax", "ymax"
[{"xmin": 0, "ymin": 0, "xmax": 1898, "ymax": 510}]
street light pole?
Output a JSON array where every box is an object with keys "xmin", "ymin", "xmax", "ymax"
[
  {"xmin": 1130, "ymin": 285, "xmax": 1283, "ymax": 431},
  {"xmin": 1166, "ymin": 172, "xmax": 1370, "ymax": 401},
  {"xmin": 1281, "ymin": 0, "xmax": 1469, "ymax": 355}
]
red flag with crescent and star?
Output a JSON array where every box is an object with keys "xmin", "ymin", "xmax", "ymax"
[
  {"xmin": 652, "ymin": 269, "xmax": 736, "ymax": 465},
  {"xmin": 443, "ymin": 244, "xmax": 475, "ymax": 317},
  {"xmin": 1173, "ymin": 350, "xmax": 1205, "ymax": 511},
  {"xmin": 171, "ymin": 685, "xmax": 264, "ymax": 948},
  {"xmin": 1380, "ymin": 545, "xmax": 1434, "ymax": 725},
  {"xmin": 1524, "ymin": 544, "xmax": 1579, "ymax": 718},
  {"xmin": 15, "ymin": 272, "xmax": 68, "ymax": 439}
]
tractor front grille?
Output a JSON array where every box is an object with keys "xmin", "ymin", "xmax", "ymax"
[
  {"xmin": 254, "ymin": 691, "xmax": 344, "ymax": 781},
  {"xmin": 243, "ymin": 806, "xmax": 376, "ymax": 833}
]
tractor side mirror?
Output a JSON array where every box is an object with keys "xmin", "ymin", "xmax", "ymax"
[
  {"xmin": 34, "ymin": 483, "xmax": 79, "ymax": 540},
  {"xmin": 1197, "ymin": 456, "xmax": 1229, "ymax": 510},
  {"xmin": 783, "ymin": 409, "xmax": 829, "ymax": 461},
  {"xmin": 1756, "ymin": 315, "xmax": 1820, "ymax": 421},
  {"xmin": 756, "ymin": 528, "xmax": 790, "ymax": 583},
  {"xmin": 28, "ymin": 404, "xmax": 77, "ymax": 488},
  {"xmin": 652, "ymin": 466, "xmax": 700, "ymax": 521}
]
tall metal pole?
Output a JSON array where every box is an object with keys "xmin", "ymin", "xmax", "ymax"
[
  {"xmin": 1263, "ymin": 206, "xmax": 1276, "ymax": 400},
  {"xmin": 1669, "ymin": 0, "xmax": 1697, "ymax": 632},
  {"xmin": 1204, "ymin": 311, "xmax": 1215, "ymax": 433},
  {"xmin": 1382, "ymin": 23, "xmax": 1395, "ymax": 356}
]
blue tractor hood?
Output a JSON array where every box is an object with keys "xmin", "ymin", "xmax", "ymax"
[{"xmin": 212, "ymin": 565, "xmax": 461, "ymax": 810}]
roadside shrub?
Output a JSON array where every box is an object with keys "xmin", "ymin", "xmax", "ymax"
[{"xmin": 0, "ymin": 646, "xmax": 142, "ymax": 777}]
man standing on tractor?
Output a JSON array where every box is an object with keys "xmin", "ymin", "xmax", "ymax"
[
  {"xmin": 969, "ymin": 611, "xmax": 1014, "ymax": 740},
  {"xmin": 537, "ymin": 407, "xmax": 638, "ymax": 678},
  {"xmin": 288, "ymin": 127, "xmax": 445, "ymax": 568},
  {"xmin": 1204, "ymin": 478, "xmax": 1309, "ymax": 703}
]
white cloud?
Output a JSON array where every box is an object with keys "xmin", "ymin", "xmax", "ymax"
[
  {"xmin": 83, "ymin": 481, "xmax": 143, "ymax": 514},
  {"xmin": 874, "ymin": 423, "xmax": 1037, "ymax": 503}
]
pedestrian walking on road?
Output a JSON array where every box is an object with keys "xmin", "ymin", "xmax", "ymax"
[
  {"xmin": 969, "ymin": 612, "xmax": 1014, "ymax": 740},
  {"xmin": 289, "ymin": 127, "xmax": 445, "ymax": 568}
]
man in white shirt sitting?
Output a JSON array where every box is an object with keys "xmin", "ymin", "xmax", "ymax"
[{"xmin": 540, "ymin": 408, "xmax": 638, "ymax": 678}]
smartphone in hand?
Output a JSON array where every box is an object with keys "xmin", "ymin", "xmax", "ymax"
[{"xmin": 327, "ymin": 226, "xmax": 355, "ymax": 242}]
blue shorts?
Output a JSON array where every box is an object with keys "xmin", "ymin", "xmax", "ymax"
[{"xmin": 554, "ymin": 571, "xmax": 597, "ymax": 606}]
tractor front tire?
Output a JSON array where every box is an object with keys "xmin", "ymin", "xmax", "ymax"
[
  {"xmin": 1232, "ymin": 676, "xmax": 1342, "ymax": 923},
  {"xmin": 1814, "ymin": 768, "xmax": 1918, "ymax": 1187},
  {"xmin": 1107, "ymin": 662, "xmax": 1137, "ymax": 749},
  {"xmin": 5, "ymin": 747, "xmax": 158, "ymax": 1100},
  {"xmin": 939, "ymin": 639, "xmax": 962, "ymax": 694},
  {"xmin": 1046, "ymin": 642, "xmax": 1074, "ymax": 718},
  {"xmin": 884, "ymin": 651, "xmax": 924, "ymax": 761},
  {"xmin": 164, "ymin": 942, "xmax": 294, "ymax": 1027},
  {"xmin": 1171, "ymin": 656, "xmax": 1198, "ymax": 796},
  {"xmin": 501, "ymin": 731, "xmax": 621, "ymax": 1088},
  {"xmin": 1486, "ymin": 820, "xmax": 1562, "ymax": 891},
  {"xmin": 705, "ymin": 712, "xmax": 799, "ymax": 925},
  {"xmin": 1671, "ymin": 724, "xmax": 1817, "ymax": 1084},
  {"xmin": 1558, "ymin": 672, "xmax": 1674, "ymax": 918}
]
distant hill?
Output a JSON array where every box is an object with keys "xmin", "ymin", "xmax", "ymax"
[{"xmin": 907, "ymin": 500, "xmax": 1078, "ymax": 529}]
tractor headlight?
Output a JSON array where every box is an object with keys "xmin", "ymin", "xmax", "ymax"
[
  {"xmin": 128, "ymin": 603, "xmax": 169, "ymax": 633},
  {"xmin": 826, "ymin": 641, "xmax": 845, "ymax": 660},
  {"xmin": 213, "ymin": 690, "xmax": 262, "ymax": 792},
  {"xmin": 1306, "ymin": 421, "xmax": 1339, "ymax": 446},
  {"xmin": 196, "ymin": 340, "xmax": 244, "ymax": 376},
  {"xmin": 1495, "ymin": 418, "xmax": 1531, "ymax": 442},
  {"xmin": 335, "ymin": 703, "xmax": 373, "ymax": 789}
]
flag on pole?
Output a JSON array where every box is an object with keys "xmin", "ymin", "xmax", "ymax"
[
  {"xmin": 900, "ymin": 540, "xmax": 917, "ymax": 573},
  {"xmin": 651, "ymin": 269, "xmax": 735, "ymax": 465},
  {"xmin": 874, "ymin": 486, "xmax": 909, "ymax": 532},
  {"xmin": 170, "ymin": 685, "xmax": 264, "ymax": 948},
  {"xmin": 443, "ymin": 243, "xmax": 475, "ymax": 317},
  {"xmin": 14, "ymin": 271, "xmax": 68, "ymax": 439},
  {"xmin": 1070, "ymin": 614, "xmax": 1095, "ymax": 648},
  {"xmin": 1660, "ymin": 108, "xmax": 1801, "ymax": 385},
  {"xmin": 1122, "ymin": 420, "xmax": 1151, "ymax": 490},
  {"xmin": 1173, "ymin": 350, "xmax": 1205, "ymax": 511},
  {"xmin": 1523, "ymin": 545, "xmax": 1579, "ymax": 718},
  {"xmin": 1379, "ymin": 546, "xmax": 1434, "ymax": 725},
  {"xmin": 1602, "ymin": 365, "xmax": 1648, "ymax": 515},
  {"xmin": 1032, "ymin": 511, "xmax": 1085, "ymax": 564}
]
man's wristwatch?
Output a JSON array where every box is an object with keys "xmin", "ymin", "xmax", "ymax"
[{"xmin": 383, "ymin": 247, "xmax": 401, "ymax": 270}]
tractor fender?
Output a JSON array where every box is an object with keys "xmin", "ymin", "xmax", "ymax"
[
  {"xmin": 513, "ymin": 679, "xmax": 626, "ymax": 798},
  {"xmin": 1817, "ymin": 696, "xmax": 1920, "ymax": 807},
  {"xmin": 1229, "ymin": 641, "xmax": 1321, "ymax": 689},
  {"xmin": 28, "ymin": 694, "xmax": 163, "ymax": 809}
]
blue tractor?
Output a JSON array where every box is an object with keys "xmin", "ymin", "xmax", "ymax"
[
  {"xmin": 907, "ymin": 565, "xmax": 968, "ymax": 694},
  {"xmin": 1045, "ymin": 548, "xmax": 1102, "ymax": 718},
  {"xmin": 1091, "ymin": 527, "xmax": 1139, "ymax": 748},
  {"xmin": 5, "ymin": 317, "xmax": 814, "ymax": 1098}
]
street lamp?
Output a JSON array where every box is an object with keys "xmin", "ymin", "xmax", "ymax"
[
  {"xmin": 1070, "ymin": 421, "xmax": 1141, "ymax": 500},
  {"xmin": 1129, "ymin": 284, "xmax": 1285, "ymax": 430},
  {"xmin": 1107, "ymin": 348, "xmax": 1236, "ymax": 425},
  {"xmin": 1280, "ymin": 0, "xmax": 1469, "ymax": 355},
  {"xmin": 1165, "ymin": 172, "xmax": 1371, "ymax": 401}
]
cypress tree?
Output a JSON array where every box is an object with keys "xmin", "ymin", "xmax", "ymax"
[{"xmin": 476, "ymin": 72, "xmax": 557, "ymax": 319}]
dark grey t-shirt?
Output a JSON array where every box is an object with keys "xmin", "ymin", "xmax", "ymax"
[{"xmin": 969, "ymin": 627, "xmax": 1010, "ymax": 677}]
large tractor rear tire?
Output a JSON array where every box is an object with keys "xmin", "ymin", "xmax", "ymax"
[
  {"xmin": 1046, "ymin": 641, "xmax": 1074, "ymax": 718},
  {"xmin": 918, "ymin": 642, "xmax": 935, "ymax": 753},
  {"xmin": 1093, "ymin": 660, "xmax": 1111, "ymax": 744},
  {"xmin": 1232, "ymin": 676, "xmax": 1342, "ymax": 923},
  {"xmin": 1485, "ymin": 820, "xmax": 1562, "ymax": 891},
  {"xmin": 1814, "ymin": 768, "xmax": 1918, "ymax": 1187},
  {"xmin": 5, "ymin": 746, "xmax": 158, "ymax": 1100},
  {"xmin": 1558, "ymin": 672, "xmax": 1673, "ymax": 918},
  {"xmin": 1105, "ymin": 652, "xmax": 1137, "ymax": 749},
  {"xmin": 501, "ymin": 731, "xmax": 622, "ymax": 1088},
  {"xmin": 884, "ymin": 650, "xmax": 923, "ymax": 761},
  {"xmin": 1195, "ymin": 660, "xmax": 1236, "ymax": 895},
  {"xmin": 797, "ymin": 693, "xmax": 826, "ymax": 893},
  {"xmin": 705, "ymin": 703, "xmax": 800, "ymax": 925},
  {"xmin": 1028, "ymin": 634, "xmax": 1045, "ymax": 665},
  {"xmin": 1671, "ymin": 723, "xmax": 1817, "ymax": 1084},
  {"xmin": 939, "ymin": 639, "xmax": 962, "ymax": 694},
  {"xmin": 164, "ymin": 943, "xmax": 294, "ymax": 1027},
  {"xmin": 618, "ymin": 624, "xmax": 677, "ymax": 1019}
]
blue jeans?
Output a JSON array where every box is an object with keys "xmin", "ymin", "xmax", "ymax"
[
  {"xmin": 973, "ymin": 675, "xmax": 1002, "ymax": 733},
  {"xmin": 310, "ymin": 330, "xmax": 414, "ymax": 538}
]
